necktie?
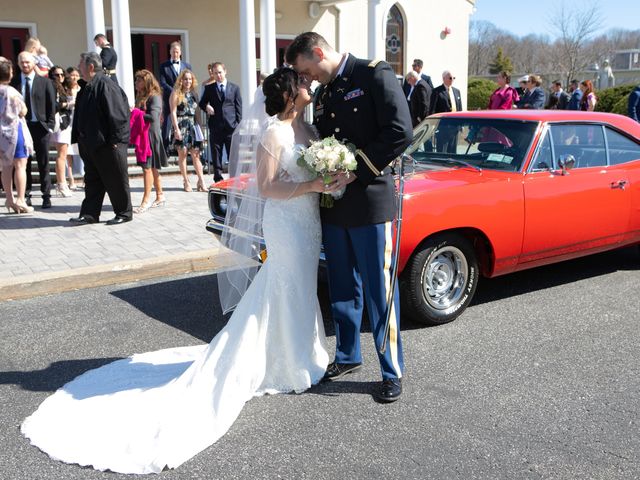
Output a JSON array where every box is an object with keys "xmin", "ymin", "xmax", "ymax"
[
  {"xmin": 448, "ymin": 87, "xmax": 457, "ymax": 112},
  {"xmin": 25, "ymin": 77, "xmax": 33, "ymax": 121},
  {"xmin": 219, "ymin": 83, "xmax": 225, "ymax": 100}
]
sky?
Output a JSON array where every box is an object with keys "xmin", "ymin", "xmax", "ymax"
[{"xmin": 472, "ymin": 0, "xmax": 640, "ymax": 39}]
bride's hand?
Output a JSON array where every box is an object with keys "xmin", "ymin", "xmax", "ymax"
[{"xmin": 308, "ymin": 175, "xmax": 341, "ymax": 194}]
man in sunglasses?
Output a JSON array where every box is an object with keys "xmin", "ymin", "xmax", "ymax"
[{"xmin": 429, "ymin": 70, "xmax": 463, "ymax": 153}]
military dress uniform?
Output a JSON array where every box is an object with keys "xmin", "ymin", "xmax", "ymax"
[{"xmin": 314, "ymin": 54, "xmax": 412, "ymax": 380}]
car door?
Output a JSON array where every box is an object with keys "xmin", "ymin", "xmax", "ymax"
[{"xmin": 520, "ymin": 123, "xmax": 631, "ymax": 264}]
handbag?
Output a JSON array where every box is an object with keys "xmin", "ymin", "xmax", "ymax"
[
  {"xmin": 54, "ymin": 111, "xmax": 71, "ymax": 133},
  {"xmin": 194, "ymin": 123, "xmax": 204, "ymax": 142}
]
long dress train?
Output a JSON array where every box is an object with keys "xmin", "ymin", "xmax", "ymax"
[{"xmin": 21, "ymin": 121, "xmax": 328, "ymax": 474}]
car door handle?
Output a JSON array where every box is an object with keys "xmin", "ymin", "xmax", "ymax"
[{"xmin": 610, "ymin": 180, "xmax": 627, "ymax": 190}]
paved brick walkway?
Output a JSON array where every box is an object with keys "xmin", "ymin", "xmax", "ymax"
[{"xmin": 0, "ymin": 175, "xmax": 238, "ymax": 300}]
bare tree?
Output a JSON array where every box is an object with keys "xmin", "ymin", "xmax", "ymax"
[
  {"xmin": 549, "ymin": 1, "xmax": 604, "ymax": 85},
  {"xmin": 469, "ymin": 20, "xmax": 501, "ymax": 75}
]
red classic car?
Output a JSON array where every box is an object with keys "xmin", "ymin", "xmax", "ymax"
[{"xmin": 207, "ymin": 110, "xmax": 640, "ymax": 325}]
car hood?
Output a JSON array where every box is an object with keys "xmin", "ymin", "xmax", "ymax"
[{"xmin": 403, "ymin": 164, "xmax": 494, "ymax": 196}]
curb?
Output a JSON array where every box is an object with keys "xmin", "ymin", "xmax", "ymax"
[{"xmin": 0, "ymin": 248, "xmax": 250, "ymax": 302}]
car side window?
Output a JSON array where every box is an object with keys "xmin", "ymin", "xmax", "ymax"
[
  {"xmin": 549, "ymin": 124, "xmax": 606, "ymax": 169},
  {"xmin": 605, "ymin": 127, "xmax": 640, "ymax": 165},
  {"xmin": 531, "ymin": 130, "xmax": 553, "ymax": 171}
]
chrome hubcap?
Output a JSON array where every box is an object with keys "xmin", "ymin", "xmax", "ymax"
[{"xmin": 422, "ymin": 245, "xmax": 468, "ymax": 310}]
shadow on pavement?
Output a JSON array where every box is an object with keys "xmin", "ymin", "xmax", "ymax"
[
  {"xmin": 472, "ymin": 245, "xmax": 640, "ymax": 306},
  {"xmin": 0, "ymin": 357, "xmax": 123, "ymax": 392}
]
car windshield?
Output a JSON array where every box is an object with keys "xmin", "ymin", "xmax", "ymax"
[{"xmin": 406, "ymin": 117, "xmax": 539, "ymax": 172}]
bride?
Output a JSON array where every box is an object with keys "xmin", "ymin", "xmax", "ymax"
[{"xmin": 21, "ymin": 67, "xmax": 341, "ymax": 474}]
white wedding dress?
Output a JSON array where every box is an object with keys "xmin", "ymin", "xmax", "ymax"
[{"xmin": 21, "ymin": 120, "xmax": 329, "ymax": 474}]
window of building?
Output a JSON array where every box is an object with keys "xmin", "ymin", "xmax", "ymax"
[{"xmin": 385, "ymin": 4, "xmax": 404, "ymax": 76}]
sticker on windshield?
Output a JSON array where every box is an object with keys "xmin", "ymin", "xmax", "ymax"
[{"xmin": 487, "ymin": 153, "xmax": 513, "ymax": 163}]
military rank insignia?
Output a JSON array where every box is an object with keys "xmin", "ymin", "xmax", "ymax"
[{"xmin": 344, "ymin": 88, "xmax": 364, "ymax": 101}]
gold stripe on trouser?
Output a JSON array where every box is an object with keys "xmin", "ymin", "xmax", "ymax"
[{"xmin": 383, "ymin": 221, "xmax": 402, "ymax": 377}]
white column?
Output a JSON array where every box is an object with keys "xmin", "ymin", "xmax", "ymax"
[
  {"xmin": 85, "ymin": 0, "xmax": 105, "ymax": 53},
  {"xmin": 111, "ymin": 0, "xmax": 134, "ymax": 106},
  {"xmin": 260, "ymin": 0, "xmax": 276, "ymax": 75},
  {"xmin": 367, "ymin": 0, "xmax": 385, "ymax": 60},
  {"xmin": 240, "ymin": 0, "xmax": 257, "ymax": 113}
]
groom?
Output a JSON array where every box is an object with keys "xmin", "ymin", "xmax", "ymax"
[{"xmin": 286, "ymin": 33, "xmax": 412, "ymax": 402}]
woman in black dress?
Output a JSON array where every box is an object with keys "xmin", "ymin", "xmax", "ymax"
[{"xmin": 134, "ymin": 69, "xmax": 167, "ymax": 212}]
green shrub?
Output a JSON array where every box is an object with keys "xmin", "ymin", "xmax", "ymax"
[
  {"xmin": 595, "ymin": 84, "xmax": 635, "ymax": 113},
  {"xmin": 467, "ymin": 78, "xmax": 497, "ymax": 110}
]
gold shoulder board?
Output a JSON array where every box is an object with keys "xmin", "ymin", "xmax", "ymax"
[{"xmin": 368, "ymin": 60, "xmax": 382, "ymax": 68}]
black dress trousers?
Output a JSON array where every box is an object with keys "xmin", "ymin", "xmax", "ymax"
[
  {"xmin": 26, "ymin": 121, "xmax": 52, "ymax": 199},
  {"xmin": 78, "ymin": 142, "xmax": 132, "ymax": 220}
]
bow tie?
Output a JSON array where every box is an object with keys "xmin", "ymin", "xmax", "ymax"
[{"xmin": 172, "ymin": 60, "xmax": 179, "ymax": 65}]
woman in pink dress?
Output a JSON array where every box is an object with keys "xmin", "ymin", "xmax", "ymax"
[{"xmin": 488, "ymin": 71, "xmax": 519, "ymax": 110}]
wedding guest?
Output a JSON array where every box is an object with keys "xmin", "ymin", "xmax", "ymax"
[
  {"xmin": 24, "ymin": 38, "xmax": 49, "ymax": 77},
  {"xmin": 133, "ymin": 69, "xmax": 167, "ymax": 212},
  {"xmin": 0, "ymin": 58, "xmax": 34, "ymax": 213},
  {"xmin": 49, "ymin": 66, "xmax": 73, "ymax": 197},
  {"xmin": 546, "ymin": 80, "xmax": 570, "ymax": 110},
  {"xmin": 198, "ymin": 62, "xmax": 242, "ymax": 183},
  {"xmin": 516, "ymin": 74, "xmax": 545, "ymax": 109},
  {"xmin": 488, "ymin": 71, "xmax": 519, "ymax": 109},
  {"xmin": 579, "ymin": 80, "xmax": 597, "ymax": 111},
  {"xmin": 70, "ymin": 52, "xmax": 132, "ymax": 225},
  {"xmin": 10, "ymin": 51, "xmax": 56, "ymax": 209},
  {"xmin": 629, "ymin": 84, "xmax": 640, "ymax": 122},
  {"xmin": 159, "ymin": 41, "xmax": 191, "ymax": 151},
  {"xmin": 94, "ymin": 34, "xmax": 118, "ymax": 84},
  {"xmin": 64, "ymin": 66, "xmax": 83, "ymax": 190},
  {"xmin": 170, "ymin": 69, "xmax": 206, "ymax": 192},
  {"xmin": 567, "ymin": 79, "xmax": 583, "ymax": 110},
  {"xmin": 406, "ymin": 70, "xmax": 430, "ymax": 126}
]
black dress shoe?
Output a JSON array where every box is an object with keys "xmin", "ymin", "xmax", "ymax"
[
  {"xmin": 41, "ymin": 197, "xmax": 51, "ymax": 209},
  {"xmin": 69, "ymin": 214, "xmax": 97, "ymax": 225},
  {"xmin": 105, "ymin": 216, "xmax": 132, "ymax": 225},
  {"xmin": 375, "ymin": 378, "xmax": 402, "ymax": 403},
  {"xmin": 322, "ymin": 362, "xmax": 362, "ymax": 382}
]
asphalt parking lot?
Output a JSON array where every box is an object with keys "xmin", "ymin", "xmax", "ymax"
[{"xmin": 1, "ymin": 246, "xmax": 638, "ymax": 479}]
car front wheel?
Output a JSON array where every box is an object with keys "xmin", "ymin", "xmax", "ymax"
[{"xmin": 402, "ymin": 233, "xmax": 479, "ymax": 325}]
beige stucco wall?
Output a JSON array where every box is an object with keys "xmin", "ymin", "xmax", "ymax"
[{"xmin": 1, "ymin": 0, "xmax": 473, "ymax": 106}]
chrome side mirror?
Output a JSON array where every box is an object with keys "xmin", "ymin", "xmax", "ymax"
[{"xmin": 557, "ymin": 154, "xmax": 575, "ymax": 176}]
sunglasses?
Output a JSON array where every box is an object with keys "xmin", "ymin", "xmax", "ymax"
[
  {"xmin": 446, "ymin": 76, "xmax": 455, "ymax": 80},
  {"xmin": 53, "ymin": 72, "xmax": 65, "ymax": 77}
]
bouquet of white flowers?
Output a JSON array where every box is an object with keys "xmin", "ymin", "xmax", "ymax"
[{"xmin": 297, "ymin": 135, "xmax": 358, "ymax": 207}]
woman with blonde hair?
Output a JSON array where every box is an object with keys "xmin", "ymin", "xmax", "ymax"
[
  {"xmin": 579, "ymin": 80, "xmax": 597, "ymax": 111},
  {"xmin": 516, "ymin": 74, "xmax": 545, "ymax": 109},
  {"xmin": 0, "ymin": 58, "xmax": 34, "ymax": 213},
  {"xmin": 134, "ymin": 69, "xmax": 167, "ymax": 212},
  {"xmin": 169, "ymin": 69, "xmax": 206, "ymax": 192}
]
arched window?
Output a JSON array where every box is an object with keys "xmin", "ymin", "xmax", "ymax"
[{"xmin": 385, "ymin": 4, "xmax": 404, "ymax": 76}]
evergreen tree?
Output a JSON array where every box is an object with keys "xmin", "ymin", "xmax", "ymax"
[{"xmin": 488, "ymin": 47, "xmax": 514, "ymax": 74}]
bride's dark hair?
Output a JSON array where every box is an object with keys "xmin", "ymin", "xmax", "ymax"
[{"xmin": 262, "ymin": 67, "xmax": 298, "ymax": 116}]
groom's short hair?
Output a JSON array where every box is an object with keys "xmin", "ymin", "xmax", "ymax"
[{"xmin": 285, "ymin": 32, "xmax": 332, "ymax": 65}]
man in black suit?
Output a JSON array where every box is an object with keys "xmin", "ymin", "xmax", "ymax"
[
  {"xmin": 547, "ymin": 80, "xmax": 570, "ymax": 110},
  {"xmin": 402, "ymin": 58, "xmax": 433, "ymax": 99},
  {"xmin": 287, "ymin": 32, "xmax": 412, "ymax": 403},
  {"xmin": 11, "ymin": 51, "xmax": 56, "ymax": 208},
  {"xmin": 70, "ymin": 52, "xmax": 132, "ymax": 225},
  {"xmin": 159, "ymin": 41, "xmax": 192, "ymax": 150},
  {"xmin": 429, "ymin": 70, "xmax": 463, "ymax": 153},
  {"xmin": 406, "ymin": 70, "xmax": 431, "ymax": 127},
  {"xmin": 198, "ymin": 62, "xmax": 242, "ymax": 182}
]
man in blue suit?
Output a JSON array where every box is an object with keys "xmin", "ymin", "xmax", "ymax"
[
  {"xmin": 567, "ymin": 79, "xmax": 583, "ymax": 110},
  {"xmin": 287, "ymin": 32, "xmax": 411, "ymax": 403},
  {"xmin": 198, "ymin": 62, "xmax": 242, "ymax": 182},
  {"xmin": 159, "ymin": 41, "xmax": 192, "ymax": 150}
]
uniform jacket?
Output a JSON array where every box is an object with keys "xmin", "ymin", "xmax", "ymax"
[
  {"xmin": 10, "ymin": 72, "xmax": 56, "ymax": 132},
  {"xmin": 198, "ymin": 81, "xmax": 242, "ymax": 134},
  {"xmin": 409, "ymin": 79, "xmax": 431, "ymax": 127},
  {"xmin": 72, "ymin": 72, "xmax": 130, "ymax": 149},
  {"xmin": 314, "ymin": 54, "xmax": 413, "ymax": 227},
  {"xmin": 567, "ymin": 88, "xmax": 583, "ymax": 110},
  {"xmin": 429, "ymin": 84, "xmax": 462, "ymax": 115}
]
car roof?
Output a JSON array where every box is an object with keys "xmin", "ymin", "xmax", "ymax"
[{"xmin": 429, "ymin": 110, "xmax": 640, "ymax": 138}]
